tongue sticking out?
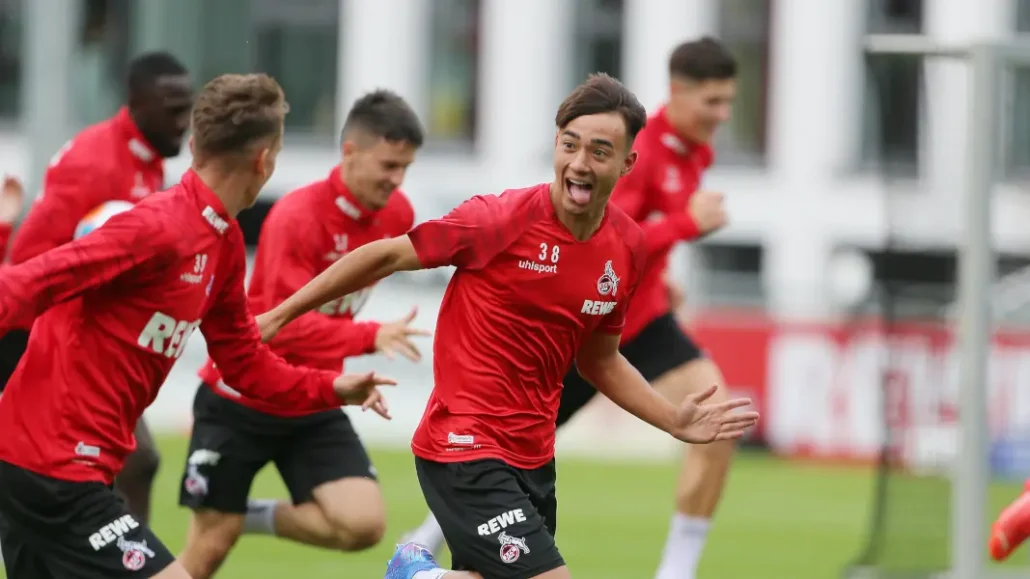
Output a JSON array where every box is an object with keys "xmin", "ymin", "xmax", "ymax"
[{"xmin": 569, "ymin": 184, "xmax": 592, "ymax": 205}]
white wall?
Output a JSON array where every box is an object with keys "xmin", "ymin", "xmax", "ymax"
[{"xmin": 2, "ymin": 0, "xmax": 1028, "ymax": 321}]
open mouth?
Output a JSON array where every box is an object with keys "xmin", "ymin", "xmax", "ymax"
[{"xmin": 565, "ymin": 179, "xmax": 593, "ymax": 206}]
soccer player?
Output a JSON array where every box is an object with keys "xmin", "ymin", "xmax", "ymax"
[
  {"xmin": 176, "ymin": 89, "xmax": 428, "ymax": 578},
  {"xmin": 403, "ymin": 37, "xmax": 738, "ymax": 579},
  {"xmin": 0, "ymin": 51, "xmax": 194, "ymax": 525},
  {"xmin": 0, "ymin": 73, "xmax": 395, "ymax": 579},
  {"xmin": 258, "ymin": 73, "xmax": 759, "ymax": 579},
  {"xmin": 0, "ymin": 175, "xmax": 24, "ymax": 259}
]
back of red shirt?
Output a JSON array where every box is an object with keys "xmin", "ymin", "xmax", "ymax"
[
  {"xmin": 0, "ymin": 170, "xmax": 341, "ymax": 484},
  {"xmin": 610, "ymin": 107, "xmax": 713, "ymax": 341},
  {"xmin": 407, "ymin": 184, "xmax": 645, "ymax": 469},
  {"xmin": 198, "ymin": 167, "xmax": 415, "ymax": 415}
]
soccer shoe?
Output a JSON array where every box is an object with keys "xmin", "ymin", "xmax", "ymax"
[
  {"xmin": 384, "ymin": 542, "xmax": 441, "ymax": 579},
  {"xmin": 989, "ymin": 482, "xmax": 1030, "ymax": 561}
]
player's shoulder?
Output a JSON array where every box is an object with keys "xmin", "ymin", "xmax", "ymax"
[
  {"xmin": 382, "ymin": 189, "xmax": 416, "ymax": 230},
  {"xmin": 604, "ymin": 204, "xmax": 646, "ymax": 257},
  {"xmin": 50, "ymin": 117, "xmax": 123, "ymax": 173},
  {"xmin": 265, "ymin": 178, "xmax": 328, "ymax": 222}
]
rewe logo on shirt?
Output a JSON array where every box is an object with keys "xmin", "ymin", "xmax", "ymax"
[{"xmin": 137, "ymin": 312, "xmax": 201, "ymax": 359}]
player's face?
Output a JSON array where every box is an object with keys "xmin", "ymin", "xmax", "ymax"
[
  {"xmin": 133, "ymin": 75, "xmax": 194, "ymax": 158},
  {"xmin": 669, "ymin": 77, "xmax": 735, "ymax": 144},
  {"xmin": 342, "ymin": 138, "xmax": 417, "ymax": 210},
  {"xmin": 553, "ymin": 112, "xmax": 637, "ymax": 217}
]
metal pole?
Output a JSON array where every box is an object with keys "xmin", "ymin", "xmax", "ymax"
[
  {"xmin": 952, "ymin": 42, "xmax": 997, "ymax": 579},
  {"xmin": 21, "ymin": 0, "xmax": 75, "ymax": 199}
]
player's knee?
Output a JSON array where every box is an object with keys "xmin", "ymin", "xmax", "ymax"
[
  {"xmin": 327, "ymin": 510, "xmax": 386, "ymax": 551},
  {"xmin": 183, "ymin": 513, "xmax": 242, "ymax": 577}
]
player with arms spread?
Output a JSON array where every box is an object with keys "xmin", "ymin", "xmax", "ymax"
[
  {"xmin": 0, "ymin": 74, "xmax": 394, "ymax": 579},
  {"xmin": 1, "ymin": 52, "xmax": 194, "ymax": 525},
  {"xmin": 258, "ymin": 73, "xmax": 759, "ymax": 579},
  {"xmin": 177, "ymin": 90, "xmax": 427, "ymax": 578}
]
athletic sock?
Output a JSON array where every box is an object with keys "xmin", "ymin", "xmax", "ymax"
[
  {"xmin": 407, "ymin": 513, "xmax": 446, "ymax": 552},
  {"xmin": 654, "ymin": 513, "xmax": 710, "ymax": 579},
  {"xmin": 242, "ymin": 498, "xmax": 279, "ymax": 535},
  {"xmin": 412, "ymin": 570, "xmax": 448, "ymax": 579}
]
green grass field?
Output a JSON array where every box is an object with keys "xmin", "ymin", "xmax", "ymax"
[{"xmin": 2, "ymin": 436, "xmax": 1027, "ymax": 578}]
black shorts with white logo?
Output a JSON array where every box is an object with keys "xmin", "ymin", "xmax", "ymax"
[
  {"xmin": 0, "ymin": 460, "xmax": 175, "ymax": 578},
  {"xmin": 0, "ymin": 329, "xmax": 29, "ymax": 393},
  {"xmin": 415, "ymin": 456, "xmax": 565, "ymax": 579},
  {"xmin": 556, "ymin": 312, "xmax": 704, "ymax": 428},
  {"xmin": 179, "ymin": 383, "xmax": 376, "ymax": 514}
]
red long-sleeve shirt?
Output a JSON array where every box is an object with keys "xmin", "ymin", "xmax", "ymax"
[
  {"xmin": 0, "ymin": 223, "xmax": 11, "ymax": 259},
  {"xmin": 610, "ymin": 107, "xmax": 714, "ymax": 342},
  {"xmin": 198, "ymin": 167, "xmax": 414, "ymax": 416},
  {"xmin": 0, "ymin": 170, "xmax": 340, "ymax": 484}
]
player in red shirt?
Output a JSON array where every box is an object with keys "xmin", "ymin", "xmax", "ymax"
[
  {"xmin": 402, "ymin": 37, "xmax": 738, "ymax": 579},
  {"xmin": 259, "ymin": 73, "xmax": 759, "ymax": 579},
  {"xmin": 0, "ymin": 74, "xmax": 394, "ymax": 579},
  {"xmin": 0, "ymin": 176, "xmax": 24, "ymax": 260},
  {"xmin": 0, "ymin": 52, "xmax": 194, "ymax": 526},
  {"xmin": 176, "ymin": 90, "xmax": 428, "ymax": 579}
]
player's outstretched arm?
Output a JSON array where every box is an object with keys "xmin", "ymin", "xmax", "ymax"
[
  {"xmin": 258, "ymin": 235, "xmax": 423, "ymax": 342},
  {"xmin": 575, "ymin": 331, "xmax": 758, "ymax": 444},
  {"xmin": 0, "ymin": 206, "xmax": 172, "ymax": 330}
]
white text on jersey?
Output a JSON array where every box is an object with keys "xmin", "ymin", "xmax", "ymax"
[
  {"xmin": 581, "ymin": 300, "xmax": 616, "ymax": 316},
  {"xmin": 478, "ymin": 509, "xmax": 527, "ymax": 536},
  {"xmin": 518, "ymin": 260, "xmax": 558, "ymax": 274},
  {"xmin": 137, "ymin": 312, "xmax": 201, "ymax": 358}
]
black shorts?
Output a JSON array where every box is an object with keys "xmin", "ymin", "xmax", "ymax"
[
  {"xmin": 179, "ymin": 384, "xmax": 376, "ymax": 514},
  {"xmin": 0, "ymin": 460, "xmax": 175, "ymax": 578},
  {"xmin": 0, "ymin": 329, "xmax": 29, "ymax": 393},
  {"xmin": 415, "ymin": 457, "xmax": 564, "ymax": 579},
  {"xmin": 556, "ymin": 312, "xmax": 704, "ymax": 428}
]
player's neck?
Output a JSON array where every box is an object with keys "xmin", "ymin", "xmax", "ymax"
[
  {"xmin": 339, "ymin": 171, "xmax": 375, "ymax": 212},
  {"xmin": 549, "ymin": 184, "xmax": 604, "ymax": 241},
  {"xmin": 193, "ymin": 166, "xmax": 254, "ymax": 218}
]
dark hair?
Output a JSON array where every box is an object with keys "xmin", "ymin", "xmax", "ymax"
[
  {"xmin": 555, "ymin": 73, "xmax": 648, "ymax": 145},
  {"xmin": 669, "ymin": 37, "xmax": 737, "ymax": 82},
  {"xmin": 191, "ymin": 74, "xmax": 288, "ymax": 157},
  {"xmin": 127, "ymin": 52, "xmax": 188, "ymax": 96},
  {"xmin": 342, "ymin": 90, "xmax": 424, "ymax": 147}
]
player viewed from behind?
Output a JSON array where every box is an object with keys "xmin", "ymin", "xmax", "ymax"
[
  {"xmin": 258, "ymin": 73, "xmax": 759, "ymax": 579},
  {"xmin": 403, "ymin": 37, "xmax": 739, "ymax": 579},
  {"xmin": 177, "ymin": 89, "xmax": 428, "ymax": 579},
  {"xmin": 0, "ymin": 73, "xmax": 395, "ymax": 579},
  {"xmin": 0, "ymin": 51, "xmax": 194, "ymax": 526}
]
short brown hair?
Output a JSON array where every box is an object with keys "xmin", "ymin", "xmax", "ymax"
[
  {"xmin": 555, "ymin": 73, "xmax": 648, "ymax": 145},
  {"xmin": 669, "ymin": 37, "xmax": 737, "ymax": 82},
  {"xmin": 191, "ymin": 73, "xmax": 289, "ymax": 158}
]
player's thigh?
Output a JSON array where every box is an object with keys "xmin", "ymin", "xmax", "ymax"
[
  {"xmin": 556, "ymin": 367, "xmax": 599, "ymax": 429},
  {"xmin": 275, "ymin": 409, "xmax": 379, "ymax": 507},
  {"xmin": 0, "ymin": 510, "xmax": 55, "ymax": 579},
  {"xmin": 0, "ymin": 460, "xmax": 175, "ymax": 578},
  {"xmin": 178, "ymin": 385, "xmax": 281, "ymax": 514},
  {"xmin": 415, "ymin": 457, "xmax": 565, "ymax": 579}
]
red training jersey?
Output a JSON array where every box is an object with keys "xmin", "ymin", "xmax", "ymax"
[
  {"xmin": 198, "ymin": 167, "xmax": 415, "ymax": 416},
  {"xmin": 0, "ymin": 223, "xmax": 11, "ymax": 259},
  {"xmin": 0, "ymin": 170, "xmax": 341, "ymax": 485},
  {"xmin": 610, "ymin": 106, "xmax": 714, "ymax": 341},
  {"xmin": 6, "ymin": 107, "xmax": 165, "ymax": 329},
  {"xmin": 408, "ymin": 184, "xmax": 646, "ymax": 469}
]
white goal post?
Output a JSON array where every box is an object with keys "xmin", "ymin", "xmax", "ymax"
[{"xmin": 862, "ymin": 34, "xmax": 1030, "ymax": 579}]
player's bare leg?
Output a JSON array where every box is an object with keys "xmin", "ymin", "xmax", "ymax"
[
  {"xmin": 115, "ymin": 419, "xmax": 161, "ymax": 523},
  {"xmin": 178, "ymin": 510, "xmax": 245, "ymax": 579},
  {"xmin": 650, "ymin": 357, "xmax": 736, "ymax": 579},
  {"xmin": 251, "ymin": 477, "xmax": 386, "ymax": 551},
  {"xmin": 154, "ymin": 560, "xmax": 200, "ymax": 579}
]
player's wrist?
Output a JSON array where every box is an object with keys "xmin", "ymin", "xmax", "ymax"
[{"xmin": 671, "ymin": 212, "xmax": 701, "ymax": 239}]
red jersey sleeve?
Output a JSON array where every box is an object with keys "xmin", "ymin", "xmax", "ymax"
[
  {"xmin": 0, "ymin": 205, "xmax": 174, "ymax": 330},
  {"xmin": 9, "ymin": 164, "xmax": 116, "ymax": 264},
  {"xmin": 200, "ymin": 230, "xmax": 341, "ymax": 412},
  {"xmin": 0, "ymin": 222, "xmax": 12, "ymax": 259},
  {"xmin": 611, "ymin": 155, "xmax": 700, "ymax": 256},
  {"xmin": 407, "ymin": 193, "xmax": 518, "ymax": 270},
  {"xmin": 259, "ymin": 206, "xmax": 380, "ymax": 360}
]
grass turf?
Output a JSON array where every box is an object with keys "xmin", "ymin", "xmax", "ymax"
[{"xmin": 1, "ymin": 436, "xmax": 1027, "ymax": 578}]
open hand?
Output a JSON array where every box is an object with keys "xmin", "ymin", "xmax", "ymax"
[
  {"xmin": 333, "ymin": 371, "xmax": 397, "ymax": 420},
  {"xmin": 670, "ymin": 385, "xmax": 759, "ymax": 444},
  {"xmin": 375, "ymin": 307, "xmax": 432, "ymax": 362},
  {"xmin": 0, "ymin": 175, "xmax": 24, "ymax": 224}
]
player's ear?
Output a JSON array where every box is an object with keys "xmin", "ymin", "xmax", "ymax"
[
  {"xmin": 255, "ymin": 147, "xmax": 270, "ymax": 178},
  {"xmin": 188, "ymin": 136, "xmax": 195, "ymax": 156},
  {"xmin": 621, "ymin": 150, "xmax": 638, "ymax": 177},
  {"xmin": 341, "ymin": 139, "xmax": 357, "ymax": 158}
]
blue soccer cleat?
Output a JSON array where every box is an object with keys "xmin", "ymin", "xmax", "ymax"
[{"xmin": 384, "ymin": 542, "xmax": 442, "ymax": 578}]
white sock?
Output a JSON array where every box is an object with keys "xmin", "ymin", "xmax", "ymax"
[
  {"xmin": 412, "ymin": 571, "xmax": 448, "ymax": 579},
  {"xmin": 242, "ymin": 498, "xmax": 279, "ymax": 535},
  {"xmin": 654, "ymin": 513, "xmax": 710, "ymax": 579},
  {"xmin": 407, "ymin": 512, "xmax": 446, "ymax": 553}
]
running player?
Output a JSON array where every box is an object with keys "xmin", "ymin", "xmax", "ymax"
[
  {"xmin": 1, "ymin": 51, "xmax": 194, "ymax": 525},
  {"xmin": 0, "ymin": 176, "xmax": 23, "ymax": 260},
  {"xmin": 258, "ymin": 73, "xmax": 759, "ymax": 579},
  {"xmin": 0, "ymin": 73, "xmax": 395, "ymax": 579},
  {"xmin": 402, "ymin": 37, "xmax": 737, "ymax": 579},
  {"xmin": 176, "ymin": 89, "xmax": 428, "ymax": 579}
]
